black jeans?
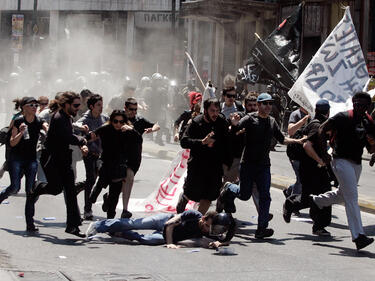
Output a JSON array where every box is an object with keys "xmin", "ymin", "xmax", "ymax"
[
  {"xmin": 34, "ymin": 152, "xmax": 81, "ymax": 228},
  {"xmin": 289, "ymin": 160, "xmax": 332, "ymax": 230},
  {"xmin": 82, "ymin": 154, "xmax": 99, "ymax": 213},
  {"xmin": 107, "ymin": 181, "xmax": 123, "ymax": 219}
]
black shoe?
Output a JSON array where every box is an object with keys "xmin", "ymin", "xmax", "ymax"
[
  {"xmin": 26, "ymin": 225, "xmax": 39, "ymax": 232},
  {"xmin": 255, "ymin": 228, "xmax": 274, "ymax": 239},
  {"xmin": 75, "ymin": 181, "xmax": 86, "ymax": 195},
  {"xmin": 65, "ymin": 226, "xmax": 86, "ymax": 238},
  {"xmin": 354, "ymin": 234, "xmax": 374, "ymax": 251},
  {"xmin": 268, "ymin": 213, "xmax": 273, "ymax": 222},
  {"xmin": 176, "ymin": 193, "xmax": 188, "ymax": 213},
  {"xmin": 102, "ymin": 193, "xmax": 109, "ymax": 212},
  {"xmin": 283, "ymin": 199, "xmax": 293, "ymax": 223},
  {"xmin": 121, "ymin": 210, "xmax": 132, "ymax": 219},
  {"xmin": 312, "ymin": 228, "xmax": 331, "ymax": 236}
]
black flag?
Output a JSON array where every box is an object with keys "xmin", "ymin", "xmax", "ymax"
[{"xmin": 238, "ymin": 3, "xmax": 303, "ymax": 89}]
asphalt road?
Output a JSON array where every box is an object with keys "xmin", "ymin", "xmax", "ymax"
[{"xmin": 0, "ymin": 145, "xmax": 374, "ymax": 280}]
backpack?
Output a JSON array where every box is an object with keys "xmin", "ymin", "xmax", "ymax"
[
  {"xmin": 0, "ymin": 126, "xmax": 11, "ymax": 146},
  {"xmin": 286, "ymin": 119, "xmax": 320, "ymax": 161}
]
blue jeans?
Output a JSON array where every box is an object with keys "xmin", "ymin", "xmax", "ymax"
[
  {"xmin": 95, "ymin": 213, "xmax": 174, "ymax": 245},
  {"xmin": 0, "ymin": 159, "xmax": 38, "ymax": 227},
  {"xmin": 286, "ymin": 160, "xmax": 302, "ymax": 196},
  {"xmin": 226, "ymin": 162, "xmax": 271, "ymax": 229}
]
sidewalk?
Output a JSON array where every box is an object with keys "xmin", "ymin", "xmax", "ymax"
[{"xmin": 142, "ymin": 140, "xmax": 375, "ymax": 214}]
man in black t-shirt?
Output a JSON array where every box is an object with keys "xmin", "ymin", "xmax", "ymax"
[
  {"xmin": 283, "ymin": 99, "xmax": 332, "ymax": 236},
  {"xmin": 217, "ymin": 93, "xmax": 305, "ymax": 239},
  {"xmin": 86, "ymin": 210, "xmax": 235, "ymax": 249},
  {"xmin": 0, "ymin": 97, "xmax": 48, "ymax": 232},
  {"xmin": 311, "ymin": 92, "xmax": 375, "ymax": 250}
]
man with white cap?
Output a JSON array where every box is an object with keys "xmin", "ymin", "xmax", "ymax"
[{"xmin": 217, "ymin": 93, "xmax": 305, "ymax": 239}]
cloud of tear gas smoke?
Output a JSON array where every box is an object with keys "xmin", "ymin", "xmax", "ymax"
[{"xmin": 0, "ymin": 13, "xmax": 179, "ymax": 126}]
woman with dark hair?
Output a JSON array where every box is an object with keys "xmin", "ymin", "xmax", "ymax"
[
  {"xmin": 0, "ymin": 97, "xmax": 48, "ymax": 232},
  {"xmin": 90, "ymin": 110, "xmax": 142, "ymax": 219}
]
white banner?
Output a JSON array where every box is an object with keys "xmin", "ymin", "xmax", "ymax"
[
  {"xmin": 126, "ymin": 149, "xmax": 197, "ymax": 213},
  {"xmin": 288, "ymin": 7, "xmax": 369, "ymax": 116}
]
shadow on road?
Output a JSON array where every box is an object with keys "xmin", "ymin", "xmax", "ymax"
[
  {"xmin": 313, "ymin": 242, "xmax": 375, "ymax": 259},
  {"xmin": 0, "ymin": 227, "xmax": 86, "ymax": 246}
]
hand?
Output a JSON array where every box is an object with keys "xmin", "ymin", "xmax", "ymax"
[
  {"xmin": 296, "ymin": 136, "xmax": 307, "ymax": 144},
  {"xmin": 144, "ymin": 128, "xmax": 153, "ymax": 134},
  {"xmin": 236, "ymin": 128, "xmax": 246, "ymax": 136},
  {"xmin": 317, "ymin": 158, "xmax": 326, "ymax": 167},
  {"xmin": 321, "ymin": 153, "xmax": 332, "ymax": 165},
  {"xmin": 121, "ymin": 124, "xmax": 134, "ymax": 132},
  {"xmin": 90, "ymin": 132, "xmax": 97, "ymax": 141},
  {"xmin": 303, "ymin": 114, "xmax": 310, "ymax": 123},
  {"xmin": 366, "ymin": 135, "xmax": 375, "ymax": 146},
  {"xmin": 202, "ymin": 131, "xmax": 215, "ymax": 146},
  {"xmin": 174, "ymin": 133, "xmax": 179, "ymax": 142},
  {"xmin": 230, "ymin": 113, "xmax": 241, "ymax": 126},
  {"xmin": 208, "ymin": 241, "xmax": 222, "ymax": 249},
  {"xmin": 19, "ymin": 123, "xmax": 27, "ymax": 133},
  {"xmin": 81, "ymin": 125, "xmax": 89, "ymax": 134},
  {"xmin": 80, "ymin": 145, "xmax": 89, "ymax": 157},
  {"xmin": 166, "ymin": 244, "xmax": 180, "ymax": 249}
]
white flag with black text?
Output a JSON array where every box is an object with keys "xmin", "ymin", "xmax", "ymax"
[{"xmin": 288, "ymin": 7, "xmax": 369, "ymax": 116}]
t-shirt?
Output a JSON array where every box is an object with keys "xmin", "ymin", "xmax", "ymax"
[
  {"xmin": 11, "ymin": 116, "xmax": 43, "ymax": 161},
  {"xmin": 300, "ymin": 118, "xmax": 324, "ymax": 165},
  {"xmin": 237, "ymin": 112, "xmax": 285, "ymax": 165},
  {"xmin": 163, "ymin": 210, "xmax": 204, "ymax": 244},
  {"xmin": 288, "ymin": 108, "xmax": 307, "ymax": 125},
  {"xmin": 128, "ymin": 116, "xmax": 154, "ymax": 135},
  {"xmin": 329, "ymin": 111, "xmax": 375, "ymax": 164}
]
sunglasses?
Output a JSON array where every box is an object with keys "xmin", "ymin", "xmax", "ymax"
[
  {"xmin": 113, "ymin": 119, "xmax": 125, "ymax": 124},
  {"xmin": 26, "ymin": 103, "xmax": 39, "ymax": 108},
  {"xmin": 72, "ymin": 103, "xmax": 81, "ymax": 108},
  {"xmin": 127, "ymin": 107, "xmax": 137, "ymax": 111},
  {"xmin": 261, "ymin": 101, "xmax": 273, "ymax": 106},
  {"xmin": 226, "ymin": 94, "xmax": 236, "ymax": 98}
]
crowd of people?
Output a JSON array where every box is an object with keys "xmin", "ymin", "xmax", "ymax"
[{"xmin": 0, "ymin": 76, "xmax": 374, "ymax": 251}]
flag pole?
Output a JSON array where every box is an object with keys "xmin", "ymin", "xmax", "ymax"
[{"xmin": 185, "ymin": 51, "xmax": 206, "ymax": 90}]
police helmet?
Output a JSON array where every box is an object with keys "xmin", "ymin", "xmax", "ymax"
[{"xmin": 209, "ymin": 213, "xmax": 234, "ymax": 237}]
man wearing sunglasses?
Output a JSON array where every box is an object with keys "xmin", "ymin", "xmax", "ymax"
[
  {"xmin": 311, "ymin": 92, "xmax": 375, "ymax": 250},
  {"xmin": 217, "ymin": 93, "xmax": 305, "ymax": 239},
  {"xmin": 31, "ymin": 91, "xmax": 89, "ymax": 237},
  {"xmin": 220, "ymin": 87, "xmax": 244, "ymax": 119}
]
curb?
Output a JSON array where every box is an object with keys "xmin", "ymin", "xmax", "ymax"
[
  {"xmin": 271, "ymin": 174, "xmax": 375, "ymax": 214},
  {"xmin": 143, "ymin": 143, "xmax": 375, "ymax": 214}
]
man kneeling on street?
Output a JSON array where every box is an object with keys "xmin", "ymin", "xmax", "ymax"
[{"xmin": 86, "ymin": 210, "xmax": 235, "ymax": 249}]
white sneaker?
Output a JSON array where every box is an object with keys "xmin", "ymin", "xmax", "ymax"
[{"xmin": 86, "ymin": 222, "xmax": 98, "ymax": 239}]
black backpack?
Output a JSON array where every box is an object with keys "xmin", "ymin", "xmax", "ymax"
[{"xmin": 286, "ymin": 120, "xmax": 320, "ymax": 161}]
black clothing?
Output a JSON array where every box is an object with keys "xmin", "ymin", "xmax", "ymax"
[
  {"xmin": 235, "ymin": 112, "xmax": 285, "ymax": 165},
  {"xmin": 45, "ymin": 110, "xmax": 86, "ymax": 163},
  {"xmin": 174, "ymin": 110, "xmax": 192, "ymax": 139},
  {"xmin": 287, "ymin": 116, "xmax": 331, "ymax": 230},
  {"xmin": 128, "ymin": 115, "xmax": 154, "ymax": 136},
  {"xmin": 180, "ymin": 114, "xmax": 231, "ymax": 201},
  {"xmin": 34, "ymin": 110, "xmax": 86, "ymax": 228},
  {"xmin": 329, "ymin": 111, "xmax": 375, "ymax": 164},
  {"xmin": 94, "ymin": 124, "xmax": 142, "ymax": 175},
  {"xmin": 107, "ymin": 181, "xmax": 123, "ymax": 219},
  {"xmin": 163, "ymin": 210, "xmax": 204, "ymax": 244},
  {"xmin": 11, "ymin": 116, "xmax": 43, "ymax": 161}
]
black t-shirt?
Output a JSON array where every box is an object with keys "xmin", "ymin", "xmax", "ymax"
[
  {"xmin": 95, "ymin": 124, "xmax": 142, "ymax": 173},
  {"xmin": 128, "ymin": 116, "xmax": 154, "ymax": 135},
  {"xmin": 11, "ymin": 116, "xmax": 43, "ymax": 161},
  {"xmin": 237, "ymin": 112, "xmax": 285, "ymax": 165},
  {"xmin": 163, "ymin": 210, "xmax": 204, "ymax": 244},
  {"xmin": 300, "ymin": 119, "xmax": 323, "ymax": 165},
  {"xmin": 329, "ymin": 111, "xmax": 374, "ymax": 164}
]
